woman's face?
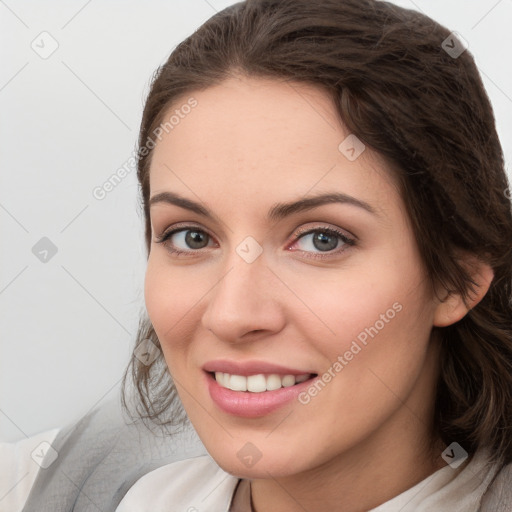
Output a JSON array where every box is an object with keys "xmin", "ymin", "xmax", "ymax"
[{"xmin": 145, "ymin": 75, "xmax": 443, "ymax": 478}]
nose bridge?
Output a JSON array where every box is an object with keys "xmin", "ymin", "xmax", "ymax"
[
  {"xmin": 201, "ymin": 244, "xmax": 285, "ymax": 341},
  {"xmin": 220, "ymin": 255, "xmax": 263, "ymax": 304}
]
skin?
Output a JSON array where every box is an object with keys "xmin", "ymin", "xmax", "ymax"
[{"xmin": 144, "ymin": 75, "xmax": 493, "ymax": 512}]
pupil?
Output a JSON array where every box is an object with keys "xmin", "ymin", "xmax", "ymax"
[
  {"xmin": 313, "ymin": 232, "xmax": 338, "ymax": 252},
  {"xmin": 186, "ymin": 230, "xmax": 208, "ymax": 249}
]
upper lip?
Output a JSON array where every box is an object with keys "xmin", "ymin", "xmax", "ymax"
[{"xmin": 202, "ymin": 359, "xmax": 315, "ymax": 376}]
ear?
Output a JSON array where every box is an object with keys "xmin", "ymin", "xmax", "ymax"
[{"xmin": 433, "ymin": 254, "xmax": 494, "ymax": 327}]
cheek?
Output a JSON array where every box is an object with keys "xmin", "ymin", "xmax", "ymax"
[
  {"xmin": 285, "ymin": 253, "xmax": 432, "ymax": 359},
  {"xmin": 298, "ymin": 262, "xmax": 433, "ymax": 406},
  {"xmin": 287, "ymin": 276, "xmax": 435, "ymax": 461},
  {"xmin": 288, "ymin": 250, "xmax": 436, "ymax": 415},
  {"xmin": 144, "ymin": 256, "xmax": 206, "ymax": 367}
]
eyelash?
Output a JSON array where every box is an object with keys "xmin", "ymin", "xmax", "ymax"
[{"xmin": 154, "ymin": 224, "xmax": 356, "ymax": 260}]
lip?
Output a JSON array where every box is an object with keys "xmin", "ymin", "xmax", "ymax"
[
  {"xmin": 204, "ymin": 370, "xmax": 318, "ymax": 418},
  {"xmin": 202, "ymin": 359, "xmax": 314, "ymax": 376}
]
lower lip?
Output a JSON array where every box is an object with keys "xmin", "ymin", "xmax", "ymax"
[{"xmin": 205, "ymin": 372, "xmax": 317, "ymax": 418}]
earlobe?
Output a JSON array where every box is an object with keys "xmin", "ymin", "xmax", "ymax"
[{"xmin": 433, "ymin": 257, "xmax": 494, "ymax": 328}]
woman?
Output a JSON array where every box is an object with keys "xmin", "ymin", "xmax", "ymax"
[{"xmin": 3, "ymin": 0, "xmax": 512, "ymax": 510}]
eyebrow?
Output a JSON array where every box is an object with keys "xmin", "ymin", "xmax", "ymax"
[{"xmin": 149, "ymin": 191, "xmax": 378, "ymax": 222}]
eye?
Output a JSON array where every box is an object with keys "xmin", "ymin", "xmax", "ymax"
[
  {"xmin": 154, "ymin": 225, "xmax": 216, "ymax": 256},
  {"xmin": 154, "ymin": 223, "xmax": 356, "ymax": 259},
  {"xmin": 289, "ymin": 226, "xmax": 355, "ymax": 259}
]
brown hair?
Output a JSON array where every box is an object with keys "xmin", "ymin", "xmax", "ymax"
[{"xmin": 121, "ymin": 0, "xmax": 512, "ymax": 466}]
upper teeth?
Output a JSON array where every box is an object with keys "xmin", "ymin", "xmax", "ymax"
[{"xmin": 215, "ymin": 372, "xmax": 310, "ymax": 392}]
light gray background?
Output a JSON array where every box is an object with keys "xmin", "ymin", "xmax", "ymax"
[{"xmin": 1, "ymin": 0, "xmax": 511, "ymax": 442}]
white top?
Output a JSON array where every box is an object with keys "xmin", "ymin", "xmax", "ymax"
[
  {"xmin": 0, "ymin": 428, "xmax": 61, "ymax": 512},
  {"xmin": 1, "ymin": 428, "xmax": 500, "ymax": 512}
]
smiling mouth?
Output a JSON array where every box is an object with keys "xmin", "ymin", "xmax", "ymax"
[{"xmin": 210, "ymin": 371, "xmax": 317, "ymax": 392}]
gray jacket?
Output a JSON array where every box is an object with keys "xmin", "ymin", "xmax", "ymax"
[{"xmin": 21, "ymin": 397, "xmax": 512, "ymax": 511}]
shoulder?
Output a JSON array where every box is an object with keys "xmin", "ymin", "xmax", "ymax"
[
  {"xmin": 480, "ymin": 460, "xmax": 512, "ymax": 511},
  {"xmin": 0, "ymin": 427, "xmax": 60, "ymax": 512},
  {"xmin": 117, "ymin": 454, "xmax": 239, "ymax": 511},
  {"xmin": 20, "ymin": 396, "xmax": 209, "ymax": 512}
]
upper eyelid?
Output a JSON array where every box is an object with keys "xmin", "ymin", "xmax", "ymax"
[
  {"xmin": 293, "ymin": 224, "xmax": 355, "ymax": 240},
  {"xmin": 157, "ymin": 222, "xmax": 350, "ymax": 236},
  {"xmin": 151, "ymin": 208, "xmax": 359, "ymax": 238},
  {"xmin": 157, "ymin": 223, "xmax": 215, "ymax": 241}
]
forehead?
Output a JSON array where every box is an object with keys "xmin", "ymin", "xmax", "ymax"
[{"xmin": 148, "ymin": 75, "xmax": 397, "ymax": 217}]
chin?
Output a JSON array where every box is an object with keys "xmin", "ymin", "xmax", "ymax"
[{"xmin": 200, "ymin": 434, "xmax": 312, "ymax": 479}]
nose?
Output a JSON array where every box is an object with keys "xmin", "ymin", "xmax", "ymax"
[{"xmin": 200, "ymin": 250, "xmax": 287, "ymax": 344}]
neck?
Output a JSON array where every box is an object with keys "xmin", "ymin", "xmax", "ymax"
[{"xmin": 250, "ymin": 430, "xmax": 445, "ymax": 512}]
